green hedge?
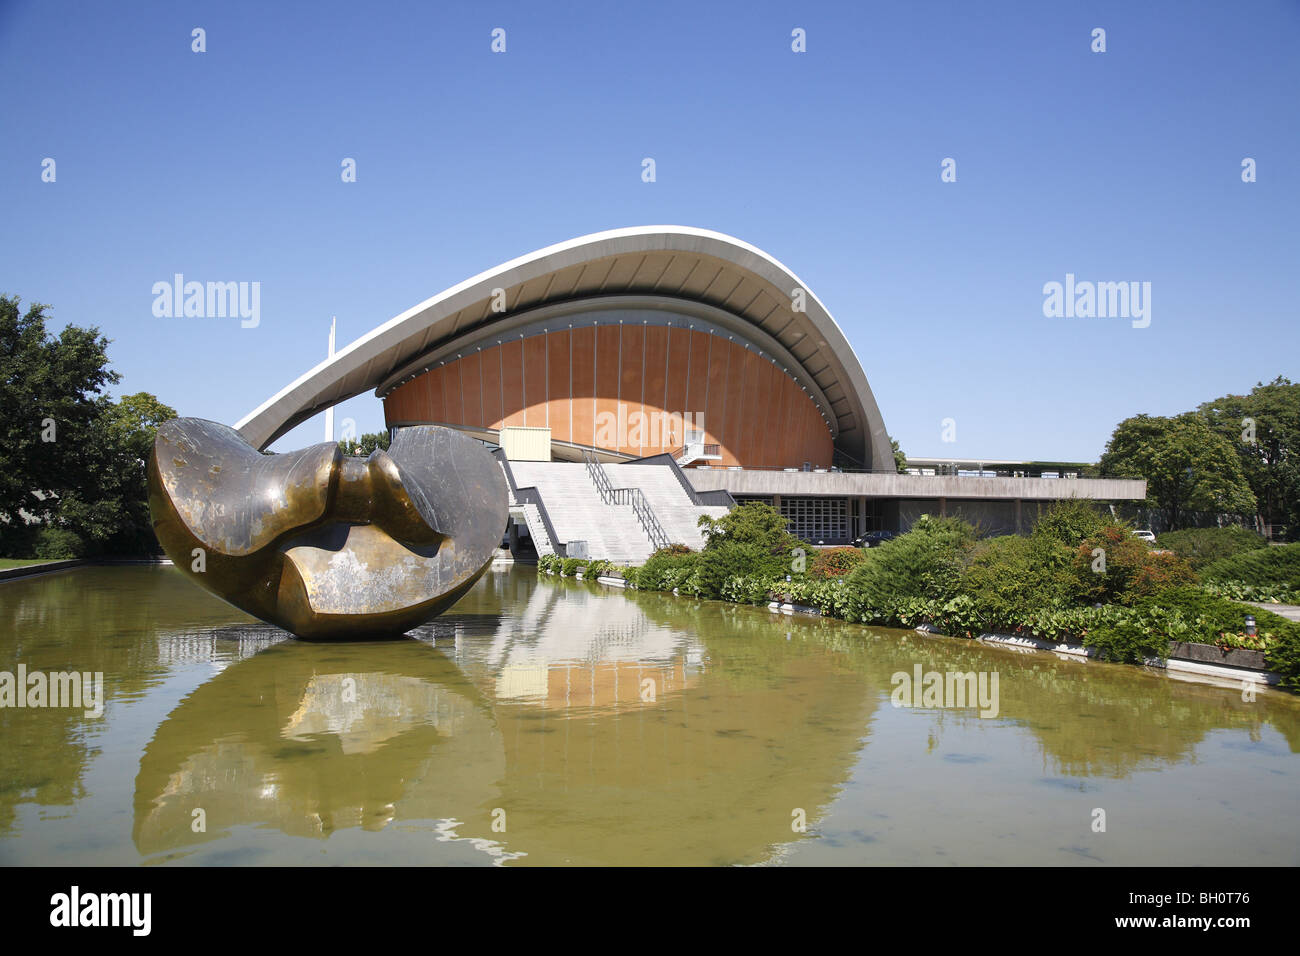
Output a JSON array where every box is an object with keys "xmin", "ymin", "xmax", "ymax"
[
  {"xmin": 1155, "ymin": 526, "xmax": 1268, "ymax": 569},
  {"xmin": 538, "ymin": 510, "xmax": 1300, "ymax": 692},
  {"xmin": 1201, "ymin": 542, "xmax": 1300, "ymax": 590},
  {"xmin": 33, "ymin": 527, "xmax": 87, "ymax": 560},
  {"xmin": 809, "ymin": 546, "xmax": 868, "ymax": 579}
]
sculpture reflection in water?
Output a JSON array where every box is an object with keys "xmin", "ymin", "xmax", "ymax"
[
  {"xmin": 132, "ymin": 576, "xmax": 877, "ymax": 865},
  {"xmin": 147, "ymin": 420, "xmax": 508, "ymax": 639},
  {"xmin": 132, "ymin": 632, "xmax": 517, "ymax": 860}
]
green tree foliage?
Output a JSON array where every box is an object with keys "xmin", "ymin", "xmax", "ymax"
[
  {"xmin": 688, "ymin": 503, "xmax": 808, "ymax": 598},
  {"xmin": 0, "ymin": 295, "xmax": 176, "ymax": 556},
  {"xmin": 1200, "ymin": 542, "xmax": 1300, "ymax": 590},
  {"xmin": 56, "ymin": 391, "xmax": 177, "ymax": 554},
  {"xmin": 959, "ymin": 533, "xmax": 1081, "ymax": 625},
  {"xmin": 635, "ymin": 545, "xmax": 700, "ymax": 591},
  {"xmin": 890, "ymin": 435, "xmax": 908, "ymax": 473},
  {"xmin": 809, "ymin": 546, "xmax": 867, "ymax": 579},
  {"xmin": 1155, "ymin": 526, "xmax": 1268, "ymax": 569},
  {"xmin": 1031, "ymin": 499, "xmax": 1116, "ymax": 549},
  {"xmin": 1098, "ymin": 413, "xmax": 1256, "ymax": 529},
  {"xmin": 1197, "ymin": 376, "xmax": 1300, "ymax": 539},
  {"xmin": 339, "ymin": 431, "xmax": 391, "ymax": 457},
  {"xmin": 846, "ymin": 515, "xmax": 977, "ymax": 608},
  {"xmin": 1071, "ymin": 524, "xmax": 1198, "ymax": 606}
]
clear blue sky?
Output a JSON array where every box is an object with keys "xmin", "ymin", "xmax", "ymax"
[{"xmin": 3, "ymin": 0, "xmax": 1297, "ymax": 460}]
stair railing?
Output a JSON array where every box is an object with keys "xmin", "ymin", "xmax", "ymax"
[
  {"xmin": 612, "ymin": 487, "xmax": 669, "ymax": 552},
  {"xmin": 582, "ymin": 449, "xmax": 669, "ymax": 552},
  {"xmin": 582, "ymin": 448, "xmax": 615, "ymax": 505}
]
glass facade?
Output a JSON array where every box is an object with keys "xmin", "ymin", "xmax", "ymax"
[{"xmin": 733, "ymin": 495, "xmax": 852, "ymax": 544}]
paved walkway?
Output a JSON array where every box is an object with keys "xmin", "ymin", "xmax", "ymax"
[
  {"xmin": 1249, "ymin": 602, "xmax": 1300, "ymax": 622},
  {"xmin": 0, "ymin": 559, "xmax": 85, "ymax": 581}
]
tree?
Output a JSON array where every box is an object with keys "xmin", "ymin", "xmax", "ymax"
[
  {"xmin": 0, "ymin": 296, "xmax": 118, "ymax": 552},
  {"xmin": 1197, "ymin": 377, "xmax": 1300, "ymax": 539},
  {"xmin": 698, "ymin": 501, "xmax": 800, "ymax": 553},
  {"xmin": 1071, "ymin": 524, "xmax": 1197, "ymax": 606},
  {"xmin": 1032, "ymin": 499, "xmax": 1116, "ymax": 548},
  {"xmin": 0, "ymin": 294, "xmax": 175, "ymax": 556},
  {"xmin": 339, "ymin": 431, "xmax": 391, "ymax": 457},
  {"xmin": 1098, "ymin": 413, "xmax": 1256, "ymax": 530},
  {"xmin": 890, "ymin": 435, "xmax": 908, "ymax": 473},
  {"xmin": 98, "ymin": 393, "xmax": 178, "ymax": 552}
]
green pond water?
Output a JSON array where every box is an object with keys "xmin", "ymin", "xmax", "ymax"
[{"xmin": 0, "ymin": 564, "xmax": 1296, "ymax": 866}]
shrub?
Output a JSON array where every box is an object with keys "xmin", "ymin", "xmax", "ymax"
[
  {"xmin": 720, "ymin": 574, "xmax": 774, "ymax": 605},
  {"xmin": 1081, "ymin": 604, "xmax": 1179, "ymax": 664},
  {"xmin": 1138, "ymin": 586, "xmax": 1297, "ymax": 651},
  {"xmin": 686, "ymin": 503, "xmax": 809, "ymax": 599},
  {"xmin": 846, "ymin": 515, "xmax": 977, "ymax": 610},
  {"xmin": 1266, "ymin": 627, "xmax": 1300, "ymax": 692},
  {"xmin": 698, "ymin": 502, "xmax": 790, "ymax": 548},
  {"xmin": 777, "ymin": 577, "xmax": 853, "ymax": 615},
  {"xmin": 1072, "ymin": 525, "xmax": 1198, "ymax": 606},
  {"xmin": 537, "ymin": 554, "xmax": 561, "ymax": 574},
  {"xmin": 1155, "ymin": 526, "xmax": 1268, "ymax": 569},
  {"xmin": 636, "ymin": 547, "xmax": 699, "ymax": 591},
  {"xmin": 810, "ymin": 546, "xmax": 867, "ymax": 579},
  {"xmin": 1201, "ymin": 542, "xmax": 1300, "ymax": 590},
  {"xmin": 584, "ymin": 559, "xmax": 614, "ymax": 578},
  {"xmin": 656, "ymin": 543, "xmax": 694, "ymax": 557},
  {"xmin": 692, "ymin": 541, "xmax": 788, "ymax": 599},
  {"xmin": 33, "ymin": 527, "xmax": 87, "ymax": 560},
  {"xmin": 560, "ymin": 557, "xmax": 588, "ymax": 576},
  {"xmin": 1200, "ymin": 579, "xmax": 1300, "ymax": 604},
  {"xmin": 697, "ymin": 502, "xmax": 809, "ymax": 565},
  {"xmin": 959, "ymin": 533, "xmax": 1081, "ymax": 628},
  {"xmin": 1032, "ymin": 500, "xmax": 1115, "ymax": 549}
]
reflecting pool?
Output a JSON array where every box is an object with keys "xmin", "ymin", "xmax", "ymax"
[{"xmin": 1, "ymin": 565, "xmax": 1297, "ymax": 865}]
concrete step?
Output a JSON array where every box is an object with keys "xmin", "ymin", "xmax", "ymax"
[{"xmin": 504, "ymin": 459, "xmax": 730, "ymax": 565}]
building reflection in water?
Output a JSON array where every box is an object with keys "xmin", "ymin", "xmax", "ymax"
[
  {"xmin": 427, "ymin": 567, "xmax": 707, "ymax": 711},
  {"xmin": 7, "ymin": 565, "xmax": 1297, "ymax": 865},
  {"xmin": 132, "ymin": 569, "xmax": 877, "ymax": 865}
]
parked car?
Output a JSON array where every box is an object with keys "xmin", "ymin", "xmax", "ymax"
[
  {"xmin": 1132, "ymin": 529, "xmax": 1157, "ymax": 544},
  {"xmin": 854, "ymin": 530, "xmax": 898, "ymax": 548}
]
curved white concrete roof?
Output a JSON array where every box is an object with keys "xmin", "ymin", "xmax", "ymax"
[{"xmin": 235, "ymin": 226, "xmax": 894, "ymax": 470}]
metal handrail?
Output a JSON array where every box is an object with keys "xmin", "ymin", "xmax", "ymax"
[
  {"xmin": 623, "ymin": 451, "xmax": 735, "ymax": 508},
  {"xmin": 615, "ymin": 487, "xmax": 669, "ymax": 551},
  {"xmin": 583, "ymin": 449, "xmax": 669, "ymax": 551},
  {"xmin": 493, "ymin": 449, "xmax": 568, "ymax": 557},
  {"xmin": 582, "ymin": 448, "xmax": 615, "ymax": 504}
]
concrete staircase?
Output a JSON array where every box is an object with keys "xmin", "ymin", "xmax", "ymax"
[
  {"xmin": 519, "ymin": 503, "xmax": 556, "ymax": 557},
  {"xmin": 606, "ymin": 464, "xmax": 729, "ymax": 550},
  {"xmin": 508, "ymin": 462, "xmax": 655, "ymax": 565},
  {"xmin": 506, "ymin": 460, "xmax": 733, "ymax": 564},
  {"xmin": 506, "ymin": 460, "xmax": 730, "ymax": 564},
  {"xmin": 501, "ymin": 463, "xmax": 557, "ymax": 558}
]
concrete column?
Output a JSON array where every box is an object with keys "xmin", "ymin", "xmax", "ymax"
[{"xmin": 1015, "ymin": 498, "xmax": 1023, "ymax": 534}]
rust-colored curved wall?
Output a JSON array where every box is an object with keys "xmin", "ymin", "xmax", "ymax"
[{"xmin": 383, "ymin": 326, "xmax": 833, "ymax": 468}]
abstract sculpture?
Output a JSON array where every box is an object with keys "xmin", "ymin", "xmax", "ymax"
[{"xmin": 147, "ymin": 419, "xmax": 508, "ymax": 639}]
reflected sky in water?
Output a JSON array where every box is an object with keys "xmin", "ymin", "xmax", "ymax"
[{"xmin": 1, "ymin": 565, "xmax": 1297, "ymax": 865}]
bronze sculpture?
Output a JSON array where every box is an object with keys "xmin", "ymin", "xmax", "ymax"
[{"xmin": 147, "ymin": 420, "xmax": 507, "ymax": 639}]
